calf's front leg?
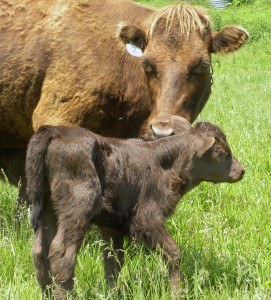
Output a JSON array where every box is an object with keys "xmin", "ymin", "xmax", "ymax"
[
  {"xmin": 100, "ymin": 227, "xmax": 125, "ymax": 287},
  {"xmin": 131, "ymin": 216, "xmax": 183, "ymax": 297}
]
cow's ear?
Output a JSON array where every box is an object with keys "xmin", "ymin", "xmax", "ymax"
[
  {"xmin": 211, "ymin": 26, "xmax": 249, "ymax": 53},
  {"xmin": 197, "ymin": 136, "xmax": 215, "ymax": 157},
  {"xmin": 117, "ymin": 22, "xmax": 147, "ymax": 57},
  {"xmin": 171, "ymin": 116, "xmax": 192, "ymax": 134}
]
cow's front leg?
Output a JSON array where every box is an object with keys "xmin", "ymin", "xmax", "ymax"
[
  {"xmin": 131, "ymin": 215, "xmax": 183, "ymax": 297},
  {"xmin": 100, "ymin": 227, "xmax": 125, "ymax": 287},
  {"xmin": 0, "ymin": 148, "xmax": 28, "ymax": 205}
]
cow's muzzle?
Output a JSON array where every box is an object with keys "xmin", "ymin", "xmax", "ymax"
[
  {"xmin": 150, "ymin": 116, "xmax": 174, "ymax": 139},
  {"xmin": 151, "ymin": 124, "xmax": 174, "ymax": 138}
]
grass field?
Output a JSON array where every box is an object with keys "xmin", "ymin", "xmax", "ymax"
[{"xmin": 1, "ymin": 1, "xmax": 271, "ymax": 299}]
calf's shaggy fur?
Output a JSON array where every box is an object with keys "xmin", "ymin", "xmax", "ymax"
[{"xmin": 26, "ymin": 116, "xmax": 244, "ymax": 299}]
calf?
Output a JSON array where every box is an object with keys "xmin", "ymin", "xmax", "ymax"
[{"xmin": 26, "ymin": 116, "xmax": 245, "ymax": 299}]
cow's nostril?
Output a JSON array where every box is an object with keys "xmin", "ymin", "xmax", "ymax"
[
  {"xmin": 151, "ymin": 125, "xmax": 174, "ymax": 138},
  {"xmin": 240, "ymin": 169, "xmax": 245, "ymax": 178}
]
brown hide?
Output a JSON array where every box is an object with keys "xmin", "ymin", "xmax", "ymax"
[
  {"xmin": 0, "ymin": 0, "xmax": 249, "ymax": 148},
  {"xmin": 0, "ymin": 0, "xmax": 248, "ymax": 203}
]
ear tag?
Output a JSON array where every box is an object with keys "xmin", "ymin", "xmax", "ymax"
[{"xmin": 126, "ymin": 43, "xmax": 143, "ymax": 57}]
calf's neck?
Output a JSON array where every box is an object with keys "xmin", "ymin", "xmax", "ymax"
[{"xmin": 26, "ymin": 116, "xmax": 245, "ymax": 299}]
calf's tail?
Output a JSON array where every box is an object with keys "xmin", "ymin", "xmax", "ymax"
[{"xmin": 26, "ymin": 125, "xmax": 58, "ymax": 232}]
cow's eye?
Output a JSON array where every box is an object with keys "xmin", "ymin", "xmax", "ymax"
[
  {"xmin": 142, "ymin": 60, "xmax": 156, "ymax": 74},
  {"xmin": 191, "ymin": 59, "xmax": 210, "ymax": 74},
  {"xmin": 201, "ymin": 60, "xmax": 210, "ymax": 70}
]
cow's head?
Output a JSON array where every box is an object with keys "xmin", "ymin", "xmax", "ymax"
[{"xmin": 117, "ymin": 3, "xmax": 248, "ymax": 140}]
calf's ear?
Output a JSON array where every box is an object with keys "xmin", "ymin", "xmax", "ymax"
[
  {"xmin": 117, "ymin": 22, "xmax": 147, "ymax": 57},
  {"xmin": 171, "ymin": 116, "xmax": 192, "ymax": 134},
  {"xmin": 211, "ymin": 26, "xmax": 249, "ymax": 53},
  {"xmin": 197, "ymin": 136, "xmax": 215, "ymax": 157}
]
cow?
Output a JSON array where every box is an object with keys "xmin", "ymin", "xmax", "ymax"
[
  {"xmin": 0, "ymin": 0, "xmax": 248, "ymax": 203},
  {"xmin": 26, "ymin": 116, "xmax": 245, "ymax": 299}
]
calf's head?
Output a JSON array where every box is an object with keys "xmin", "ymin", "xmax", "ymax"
[
  {"xmin": 118, "ymin": 3, "xmax": 248, "ymax": 140},
  {"xmin": 172, "ymin": 116, "xmax": 245, "ymax": 184}
]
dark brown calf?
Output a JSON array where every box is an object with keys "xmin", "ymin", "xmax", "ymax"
[{"xmin": 26, "ymin": 117, "xmax": 245, "ymax": 299}]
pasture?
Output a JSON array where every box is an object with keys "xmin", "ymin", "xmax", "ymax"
[{"xmin": 0, "ymin": 0, "xmax": 270, "ymax": 299}]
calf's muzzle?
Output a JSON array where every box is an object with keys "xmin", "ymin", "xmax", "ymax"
[{"xmin": 229, "ymin": 156, "xmax": 245, "ymax": 183}]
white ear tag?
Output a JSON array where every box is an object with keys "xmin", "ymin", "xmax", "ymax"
[{"xmin": 126, "ymin": 43, "xmax": 143, "ymax": 57}]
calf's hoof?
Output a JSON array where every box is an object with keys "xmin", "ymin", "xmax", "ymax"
[{"xmin": 53, "ymin": 286, "xmax": 72, "ymax": 300}]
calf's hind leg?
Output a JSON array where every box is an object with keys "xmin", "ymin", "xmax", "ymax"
[
  {"xmin": 48, "ymin": 184, "xmax": 101, "ymax": 299},
  {"xmin": 32, "ymin": 208, "xmax": 57, "ymax": 294}
]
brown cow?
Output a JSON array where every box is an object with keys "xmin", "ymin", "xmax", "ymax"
[
  {"xmin": 0, "ymin": 0, "xmax": 248, "ymax": 203},
  {"xmin": 26, "ymin": 116, "xmax": 245, "ymax": 299}
]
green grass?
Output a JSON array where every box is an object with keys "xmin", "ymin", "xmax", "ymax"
[{"xmin": 1, "ymin": 1, "xmax": 271, "ymax": 299}]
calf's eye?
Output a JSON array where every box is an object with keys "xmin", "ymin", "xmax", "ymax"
[{"xmin": 217, "ymin": 149, "xmax": 227, "ymax": 159}]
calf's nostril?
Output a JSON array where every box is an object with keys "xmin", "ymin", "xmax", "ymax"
[{"xmin": 240, "ymin": 169, "xmax": 245, "ymax": 178}]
